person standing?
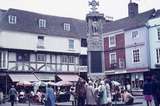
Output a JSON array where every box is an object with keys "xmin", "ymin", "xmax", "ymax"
[
  {"xmin": 86, "ymin": 81, "xmax": 97, "ymax": 106},
  {"xmin": 9, "ymin": 85, "xmax": 17, "ymax": 106},
  {"xmin": 45, "ymin": 84, "xmax": 55, "ymax": 106},
  {"xmin": 143, "ymin": 77, "xmax": 153, "ymax": 106},
  {"xmin": 105, "ymin": 82, "xmax": 112, "ymax": 106},
  {"xmin": 75, "ymin": 78, "xmax": 86, "ymax": 106},
  {"xmin": 152, "ymin": 77, "xmax": 160, "ymax": 106},
  {"xmin": 98, "ymin": 80, "xmax": 108, "ymax": 106},
  {"xmin": 70, "ymin": 85, "xmax": 76, "ymax": 106}
]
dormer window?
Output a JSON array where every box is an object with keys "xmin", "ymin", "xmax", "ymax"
[
  {"xmin": 39, "ymin": 19, "xmax": 46, "ymax": 28},
  {"xmin": 64, "ymin": 23, "xmax": 70, "ymax": 31},
  {"xmin": 8, "ymin": 15, "xmax": 16, "ymax": 24},
  {"xmin": 132, "ymin": 31, "xmax": 138, "ymax": 39}
]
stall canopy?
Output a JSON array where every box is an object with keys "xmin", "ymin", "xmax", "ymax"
[
  {"xmin": 57, "ymin": 74, "xmax": 79, "ymax": 82},
  {"xmin": 9, "ymin": 74, "xmax": 38, "ymax": 82},
  {"xmin": 34, "ymin": 73, "xmax": 55, "ymax": 81}
]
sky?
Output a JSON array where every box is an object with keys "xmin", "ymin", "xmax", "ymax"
[{"xmin": 0, "ymin": 0, "xmax": 159, "ymax": 20}]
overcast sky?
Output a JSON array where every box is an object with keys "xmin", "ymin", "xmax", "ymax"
[{"xmin": 0, "ymin": 0, "xmax": 159, "ymax": 20}]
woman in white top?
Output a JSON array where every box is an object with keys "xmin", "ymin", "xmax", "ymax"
[{"xmin": 70, "ymin": 85, "xmax": 76, "ymax": 106}]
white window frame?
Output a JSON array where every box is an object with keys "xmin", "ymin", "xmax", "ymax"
[
  {"xmin": 64, "ymin": 23, "xmax": 70, "ymax": 31},
  {"xmin": 37, "ymin": 54, "xmax": 46, "ymax": 62},
  {"xmin": 0, "ymin": 51, "xmax": 8, "ymax": 69},
  {"xmin": 109, "ymin": 35, "xmax": 116, "ymax": 48},
  {"xmin": 132, "ymin": 49, "xmax": 140, "ymax": 63},
  {"xmin": 156, "ymin": 48, "xmax": 160, "ymax": 64},
  {"xmin": 132, "ymin": 31, "xmax": 138, "ymax": 39},
  {"xmin": 68, "ymin": 39, "xmax": 74, "ymax": 49},
  {"xmin": 109, "ymin": 52, "xmax": 117, "ymax": 65},
  {"xmin": 157, "ymin": 28, "xmax": 160, "ymax": 40},
  {"xmin": 8, "ymin": 15, "xmax": 17, "ymax": 24},
  {"xmin": 39, "ymin": 19, "xmax": 46, "ymax": 28}
]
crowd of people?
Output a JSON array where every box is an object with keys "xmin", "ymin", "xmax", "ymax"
[
  {"xmin": 73, "ymin": 77, "xmax": 134, "ymax": 106},
  {"xmin": 3, "ymin": 75, "xmax": 160, "ymax": 106}
]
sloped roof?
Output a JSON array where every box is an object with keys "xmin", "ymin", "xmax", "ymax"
[
  {"xmin": 103, "ymin": 9, "xmax": 155, "ymax": 33},
  {"xmin": 0, "ymin": 8, "xmax": 87, "ymax": 39}
]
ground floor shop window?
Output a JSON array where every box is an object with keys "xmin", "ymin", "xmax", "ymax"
[{"xmin": 131, "ymin": 73, "xmax": 144, "ymax": 89}]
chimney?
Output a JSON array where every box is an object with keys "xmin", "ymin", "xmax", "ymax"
[{"xmin": 128, "ymin": 2, "xmax": 138, "ymax": 17}]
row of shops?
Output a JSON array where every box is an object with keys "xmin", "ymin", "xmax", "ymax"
[{"xmin": 0, "ymin": 71, "xmax": 85, "ymax": 95}]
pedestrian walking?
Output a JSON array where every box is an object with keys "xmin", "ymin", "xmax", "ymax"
[
  {"xmin": 45, "ymin": 84, "xmax": 55, "ymax": 106},
  {"xmin": 9, "ymin": 85, "xmax": 17, "ymax": 106},
  {"xmin": 143, "ymin": 77, "xmax": 153, "ymax": 106}
]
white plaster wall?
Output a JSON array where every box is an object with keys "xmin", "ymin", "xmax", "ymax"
[
  {"xmin": 0, "ymin": 30, "xmax": 81, "ymax": 53},
  {"xmin": 80, "ymin": 47, "xmax": 87, "ymax": 55},
  {"xmin": 125, "ymin": 27, "xmax": 149, "ymax": 69},
  {"xmin": 148, "ymin": 17, "xmax": 160, "ymax": 68}
]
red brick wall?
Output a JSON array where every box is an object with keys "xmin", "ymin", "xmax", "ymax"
[{"xmin": 104, "ymin": 33, "xmax": 125, "ymax": 70}]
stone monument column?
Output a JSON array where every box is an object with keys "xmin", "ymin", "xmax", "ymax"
[{"xmin": 86, "ymin": 0, "xmax": 105, "ymax": 78}]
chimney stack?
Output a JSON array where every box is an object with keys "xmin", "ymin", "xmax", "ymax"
[{"xmin": 128, "ymin": 2, "xmax": 138, "ymax": 17}]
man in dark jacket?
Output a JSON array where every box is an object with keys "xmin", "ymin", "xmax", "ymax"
[
  {"xmin": 152, "ymin": 77, "xmax": 160, "ymax": 106},
  {"xmin": 9, "ymin": 85, "xmax": 17, "ymax": 106},
  {"xmin": 75, "ymin": 78, "xmax": 86, "ymax": 106}
]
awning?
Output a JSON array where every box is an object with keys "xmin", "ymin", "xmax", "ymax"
[
  {"xmin": 9, "ymin": 74, "xmax": 38, "ymax": 82},
  {"xmin": 57, "ymin": 74, "xmax": 79, "ymax": 82},
  {"xmin": 34, "ymin": 73, "xmax": 55, "ymax": 81}
]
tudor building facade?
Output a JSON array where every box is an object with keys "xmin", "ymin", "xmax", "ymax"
[{"xmin": 0, "ymin": 8, "xmax": 88, "ymax": 92}]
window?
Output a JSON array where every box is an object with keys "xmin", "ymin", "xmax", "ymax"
[
  {"xmin": 69, "ymin": 56, "xmax": 75, "ymax": 64},
  {"xmin": 8, "ymin": 15, "xmax": 16, "ymax": 24},
  {"xmin": 64, "ymin": 23, "xmax": 70, "ymax": 31},
  {"xmin": 69, "ymin": 39, "xmax": 74, "ymax": 49},
  {"xmin": 0, "ymin": 51, "xmax": 7, "ymax": 69},
  {"xmin": 133, "ymin": 49, "xmax": 140, "ymax": 63},
  {"xmin": 37, "ymin": 36, "xmax": 44, "ymax": 48},
  {"xmin": 109, "ymin": 36, "xmax": 116, "ymax": 47},
  {"xmin": 17, "ymin": 52, "xmax": 29, "ymax": 62},
  {"xmin": 81, "ymin": 39, "xmax": 87, "ymax": 47},
  {"xmin": 109, "ymin": 52, "xmax": 116, "ymax": 64},
  {"xmin": 61, "ymin": 55, "xmax": 68, "ymax": 63},
  {"xmin": 37, "ymin": 54, "xmax": 46, "ymax": 62},
  {"xmin": 132, "ymin": 31, "xmax": 138, "ymax": 39},
  {"xmin": 39, "ymin": 19, "xmax": 46, "ymax": 28},
  {"xmin": 156, "ymin": 48, "xmax": 160, "ymax": 63},
  {"xmin": 157, "ymin": 28, "xmax": 160, "ymax": 40},
  {"xmin": 119, "ymin": 58, "xmax": 125, "ymax": 68}
]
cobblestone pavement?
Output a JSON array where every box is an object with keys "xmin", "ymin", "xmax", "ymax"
[{"xmin": 0, "ymin": 96, "xmax": 156, "ymax": 106}]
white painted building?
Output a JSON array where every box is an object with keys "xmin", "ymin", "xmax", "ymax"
[
  {"xmin": 0, "ymin": 8, "xmax": 88, "ymax": 91},
  {"xmin": 147, "ymin": 10, "xmax": 160, "ymax": 78}
]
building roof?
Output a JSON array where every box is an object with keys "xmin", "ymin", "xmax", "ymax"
[
  {"xmin": 0, "ymin": 8, "xmax": 87, "ymax": 39},
  {"xmin": 103, "ymin": 9, "xmax": 155, "ymax": 33}
]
